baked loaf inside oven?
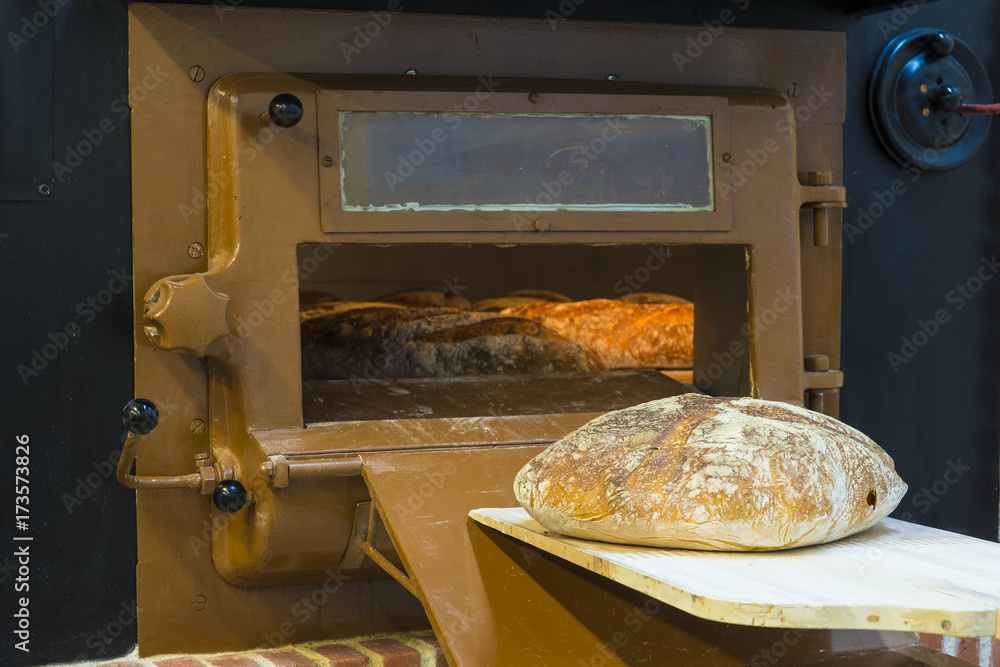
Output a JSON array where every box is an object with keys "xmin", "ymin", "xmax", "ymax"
[
  {"xmin": 503, "ymin": 299, "xmax": 694, "ymax": 369},
  {"xmin": 616, "ymin": 291, "xmax": 692, "ymax": 305},
  {"xmin": 376, "ymin": 288, "xmax": 471, "ymax": 310},
  {"xmin": 471, "ymin": 289, "xmax": 572, "ymax": 313},
  {"xmin": 301, "ymin": 305, "xmax": 606, "ymax": 380},
  {"xmin": 514, "ymin": 394, "xmax": 907, "ymax": 551}
]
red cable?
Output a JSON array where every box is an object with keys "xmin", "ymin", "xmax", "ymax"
[{"xmin": 958, "ymin": 103, "xmax": 1000, "ymax": 115}]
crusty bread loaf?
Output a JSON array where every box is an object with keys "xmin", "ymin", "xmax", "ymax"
[
  {"xmin": 616, "ymin": 291, "xmax": 692, "ymax": 305},
  {"xmin": 299, "ymin": 300, "xmax": 403, "ymax": 323},
  {"xmin": 503, "ymin": 299, "xmax": 693, "ymax": 369},
  {"xmin": 471, "ymin": 290, "xmax": 572, "ymax": 313},
  {"xmin": 299, "ymin": 290, "xmax": 341, "ymax": 308},
  {"xmin": 302, "ymin": 307, "xmax": 605, "ymax": 380},
  {"xmin": 514, "ymin": 394, "xmax": 907, "ymax": 551},
  {"xmin": 376, "ymin": 288, "xmax": 471, "ymax": 310}
]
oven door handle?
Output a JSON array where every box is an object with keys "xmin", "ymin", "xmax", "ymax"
[{"xmin": 117, "ymin": 399, "xmax": 251, "ymax": 513}]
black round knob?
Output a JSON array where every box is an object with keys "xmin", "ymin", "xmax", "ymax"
[
  {"xmin": 212, "ymin": 480, "xmax": 248, "ymax": 513},
  {"xmin": 934, "ymin": 85, "xmax": 964, "ymax": 112},
  {"xmin": 926, "ymin": 31, "xmax": 955, "ymax": 59},
  {"xmin": 268, "ymin": 93, "xmax": 303, "ymax": 128},
  {"xmin": 122, "ymin": 398, "xmax": 159, "ymax": 435}
]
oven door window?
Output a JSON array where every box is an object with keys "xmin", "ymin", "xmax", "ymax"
[{"xmin": 339, "ymin": 111, "xmax": 714, "ymax": 213}]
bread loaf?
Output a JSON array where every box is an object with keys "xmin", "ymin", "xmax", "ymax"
[
  {"xmin": 503, "ymin": 299, "xmax": 693, "ymax": 369},
  {"xmin": 471, "ymin": 290, "xmax": 572, "ymax": 313},
  {"xmin": 302, "ymin": 307, "xmax": 605, "ymax": 380},
  {"xmin": 514, "ymin": 394, "xmax": 906, "ymax": 551},
  {"xmin": 376, "ymin": 288, "xmax": 471, "ymax": 310},
  {"xmin": 616, "ymin": 292, "xmax": 692, "ymax": 305},
  {"xmin": 299, "ymin": 300, "xmax": 403, "ymax": 323}
]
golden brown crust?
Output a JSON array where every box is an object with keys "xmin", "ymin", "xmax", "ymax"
[
  {"xmin": 502, "ymin": 299, "xmax": 694, "ymax": 368},
  {"xmin": 514, "ymin": 394, "xmax": 907, "ymax": 551},
  {"xmin": 375, "ymin": 288, "xmax": 471, "ymax": 310},
  {"xmin": 301, "ymin": 307, "xmax": 605, "ymax": 380},
  {"xmin": 299, "ymin": 301, "xmax": 403, "ymax": 323},
  {"xmin": 616, "ymin": 291, "xmax": 692, "ymax": 305},
  {"xmin": 299, "ymin": 290, "xmax": 341, "ymax": 308},
  {"xmin": 470, "ymin": 290, "xmax": 572, "ymax": 312}
]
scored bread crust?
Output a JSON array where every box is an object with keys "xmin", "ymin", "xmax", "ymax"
[
  {"xmin": 514, "ymin": 394, "xmax": 907, "ymax": 551},
  {"xmin": 502, "ymin": 299, "xmax": 694, "ymax": 369},
  {"xmin": 301, "ymin": 306, "xmax": 606, "ymax": 380}
]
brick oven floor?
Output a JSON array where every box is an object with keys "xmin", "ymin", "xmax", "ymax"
[{"xmin": 44, "ymin": 631, "xmax": 445, "ymax": 666}]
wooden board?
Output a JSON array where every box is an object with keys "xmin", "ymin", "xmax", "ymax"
[{"xmin": 471, "ymin": 508, "xmax": 1000, "ymax": 639}]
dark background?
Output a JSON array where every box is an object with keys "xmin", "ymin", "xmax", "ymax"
[{"xmin": 1, "ymin": 0, "xmax": 996, "ymax": 663}]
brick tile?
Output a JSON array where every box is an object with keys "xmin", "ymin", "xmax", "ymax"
[
  {"xmin": 993, "ymin": 637, "xmax": 1000, "ymax": 667},
  {"xmin": 97, "ymin": 662, "xmax": 145, "ymax": 667},
  {"xmin": 154, "ymin": 659, "xmax": 206, "ymax": 667},
  {"xmin": 919, "ymin": 633, "xmax": 943, "ymax": 651},
  {"xmin": 955, "ymin": 637, "xmax": 980, "ymax": 664},
  {"xmin": 310, "ymin": 643, "xmax": 370, "ymax": 666},
  {"xmin": 207, "ymin": 655, "xmax": 261, "ymax": 667},
  {"xmin": 359, "ymin": 638, "xmax": 421, "ymax": 667},
  {"xmin": 261, "ymin": 649, "xmax": 319, "ymax": 667}
]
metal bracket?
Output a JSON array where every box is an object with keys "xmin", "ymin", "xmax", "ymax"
[{"xmin": 801, "ymin": 172, "xmax": 847, "ymax": 247}]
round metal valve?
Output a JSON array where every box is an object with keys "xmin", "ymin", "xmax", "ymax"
[
  {"xmin": 268, "ymin": 93, "xmax": 303, "ymax": 128},
  {"xmin": 212, "ymin": 480, "xmax": 248, "ymax": 513},
  {"xmin": 869, "ymin": 28, "xmax": 992, "ymax": 172},
  {"xmin": 122, "ymin": 398, "xmax": 159, "ymax": 435}
]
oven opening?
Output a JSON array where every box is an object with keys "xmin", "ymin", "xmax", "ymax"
[{"xmin": 298, "ymin": 243, "xmax": 749, "ymax": 424}]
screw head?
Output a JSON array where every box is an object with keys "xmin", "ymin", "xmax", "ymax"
[
  {"xmin": 533, "ymin": 218, "xmax": 550, "ymax": 232},
  {"xmin": 722, "ymin": 153, "xmax": 733, "ymax": 163},
  {"xmin": 191, "ymin": 595, "xmax": 207, "ymax": 611},
  {"xmin": 607, "ymin": 74, "xmax": 619, "ymax": 81},
  {"xmin": 321, "ymin": 156, "xmax": 334, "ymax": 168},
  {"xmin": 187, "ymin": 242, "xmax": 204, "ymax": 259},
  {"xmin": 188, "ymin": 65, "xmax": 205, "ymax": 82},
  {"xmin": 259, "ymin": 460, "xmax": 275, "ymax": 477},
  {"xmin": 788, "ymin": 82, "xmax": 800, "ymax": 98},
  {"xmin": 405, "ymin": 69, "xmax": 418, "ymax": 75},
  {"xmin": 37, "ymin": 184, "xmax": 51, "ymax": 196},
  {"xmin": 528, "ymin": 92, "xmax": 540, "ymax": 104},
  {"xmin": 189, "ymin": 418, "xmax": 207, "ymax": 435}
]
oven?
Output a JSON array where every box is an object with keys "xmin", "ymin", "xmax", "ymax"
[{"xmin": 122, "ymin": 3, "xmax": 853, "ymax": 661}]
